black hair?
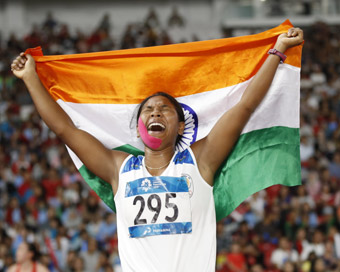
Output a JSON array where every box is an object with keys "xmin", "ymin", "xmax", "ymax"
[
  {"xmin": 136, "ymin": 92, "xmax": 184, "ymax": 123},
  {"xmin": 25, "ymin": 242, "xmax": 39, "ymax": 261},
  {"xmin": 132, "ymin": 92, "xmax": 185, "ymax": 145}
]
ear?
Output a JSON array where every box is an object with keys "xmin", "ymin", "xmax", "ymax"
[
  {"xmin": 28, "ymin": 251, "xmax": 34, "ymax": 260},
  {"xmin": 178, "ymin": 121, "xmax": 185, "ymax": 136}
]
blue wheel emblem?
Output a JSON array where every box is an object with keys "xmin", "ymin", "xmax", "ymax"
[{"xmin": 176, "ymin": 103, "xmax": 198, "ymax": 152}]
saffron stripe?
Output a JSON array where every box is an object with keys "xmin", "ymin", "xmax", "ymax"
[{"xmin": 27, "ymin": 20, "xmax": 302, "ymax": 104}]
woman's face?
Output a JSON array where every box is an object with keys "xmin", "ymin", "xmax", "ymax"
[
  {"xmin": 282, "ymin": 262, "xmax": 295, "ymax": 272},
  {"xmin": 16, "ymin": 243, "xmax": 33, "ymax": 264},
  {"xmin": 138, "ymin": 96, "xmax": 184, "ymax": 148}
]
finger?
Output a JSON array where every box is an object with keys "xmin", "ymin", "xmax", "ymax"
[
  {"xmin": 11, "ymin": 62, "xmax": 17, "ymax": 70},
  {"xmin": 17, "ymin": 61, "xmax": 24, "ymax": 68},
  {"xmin": 17, "ymin": 54, "xmax": 27, "ymax": 64},
  {"xmin": 11, "ymin": 63, "xmax": 21, "ymax": 71},
  {"xmin": 14, "ymin": 56, "xmax": 25, "ymax": 67},
  {"xmin": 18, "ymin": 52, "xmax": 26, "ymax": 61},
  {"xmin": 12, "ymin": 59, "xmax": 20, "ymax": 68},
  {"xmin": 288, "ymin": 28, "xmax": 299, "ymax": 37},
  {"xmin": 291, "ymin": 30, "xmax": 304, "ymax": 43},
  {"xmin": 13, "ymin": 58, "xmax": 24, "ymax": 69},
  {"xmin": 292, "ymin": 27, "xmax": 302, "ymax": 36},
  {"xmin": 25, "ymin": 54, "xmax": 33, "ymax": 62},
  {"xmin": 288, "ymin": 28, "xmax": 294, "ymax": 37},
  {"xmin": 297, "ymin": 28, "xmax": 304, "ymax": 40}
]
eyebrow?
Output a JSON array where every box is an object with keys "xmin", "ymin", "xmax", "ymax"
[{"xmin": 144, "ymin": 104, "xmax": 170, "ymax": 109}]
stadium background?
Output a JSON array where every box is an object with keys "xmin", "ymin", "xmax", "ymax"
[{"xmin": 1, "ymin": 0, "xmax": 340, "ymax": 271}]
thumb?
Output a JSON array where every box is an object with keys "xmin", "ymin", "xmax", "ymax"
[
  {"xmin": 25, "ymin": 54, "xmax": 37, "ymax": 72},
  {"xmin": 25, "ymin": 54, "xmax": 36, "ymax": 65}
]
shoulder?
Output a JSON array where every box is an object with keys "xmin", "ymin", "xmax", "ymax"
[
  {"xmin": 291, "ymin": 250, "xmax": 299, "ymax": 258},
  {"xmin": 36, "ymin": 263, "xmax": 50, "ymax": 272},
  {"xmin": 110, "ymin": 150, "xmax": 130, "ymax": 168},
  {"xmin": 173, "ymin": 147, "xmax": 195, "ymax": 166},
  {"xmin": 270, "ymin": 249, "xmax": 281, "ymax": 258},
  {"xmin": 120, "ymin": 153, "xmax": 144, "ymax": 174},
  {"xmin": 7, "ymin": 265, "xmax": 17, "ymax": 272}
]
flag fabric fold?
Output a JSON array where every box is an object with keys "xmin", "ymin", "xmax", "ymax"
[{"xmin": 27, "ymin": 19, "xmax": 302, "ymax": 221}]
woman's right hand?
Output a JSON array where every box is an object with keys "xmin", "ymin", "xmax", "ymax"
[{"xmin": 11, "ymin": 53, "xmax": 37, "ymax": 81}]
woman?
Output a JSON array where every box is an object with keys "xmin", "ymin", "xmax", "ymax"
[
  {"xmin": 7, "ymin": 242, "xmax": 49, "ymax": 272},
  {"xmin": 11, "ymin": 28, "xmax": 303, "ymax": 272}
]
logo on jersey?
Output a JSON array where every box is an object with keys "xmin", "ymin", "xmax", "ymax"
[
  {"xmin": 142, "ymin": 227, "xmax": 152, "ymax": 236},
  {"xmin": 141, "ymin": 179, "xmax": 152, "ymax": 192},
  {"xmin": 176, "ymin": 103, "xmax": 198, "ymax": 152},
  {"xmin": 182, "ymin": 174, "xmax": 194, "ymax": 198}
]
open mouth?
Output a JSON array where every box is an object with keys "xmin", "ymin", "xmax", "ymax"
[{"xmin": 147, "ymin": 122, "xmax": 165, "ymax": 132}]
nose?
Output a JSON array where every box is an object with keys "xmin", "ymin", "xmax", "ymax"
[{"xmin": 151, "ymin": 107, "xmax": 161, "ymax": 117}]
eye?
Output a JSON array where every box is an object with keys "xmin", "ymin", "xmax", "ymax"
[
  {"xmin": 161, "ymin": 105, "xmax": 170, "ymax": 111},
  {"xmin": 142, "ymin": 106, "xmax": 153, "ymax": 113}
]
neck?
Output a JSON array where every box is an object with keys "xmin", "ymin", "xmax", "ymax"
[
  {"xmin": 144, "ymin": 145, "xmax": 175, "ymax": 170},
  {"xmin": 19, "ymin": 260, "xmax": 34, "ymax": 270}
]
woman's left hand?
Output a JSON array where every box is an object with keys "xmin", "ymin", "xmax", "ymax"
[{"xmin": 274, "ymin": 27, "xmax": 304, "ymax": 53}]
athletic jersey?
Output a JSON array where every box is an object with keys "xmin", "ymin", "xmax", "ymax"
[
  {"xmin": 114, "ymin": 147, "xmax": 216, "ymax": 272},
  {"xmin": 15, "ymin": 262, "xmax": 37, "ymax": 272}
]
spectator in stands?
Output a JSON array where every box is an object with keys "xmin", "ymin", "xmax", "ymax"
[
  {"xmin": 329, "ymin": 151, "xmax": 340, "ymax": 179},
  {"xmin": 250, "ymin": 264, "xmax": 264, "ymax": 272},
  {"xmin": 145, "ymin": 7, "xmax": 160, "ymax": 29},
  {"xmin": 281, "ymin": 261, "xmax": 298, "ymax": 272},
  {"xmin": 96, "ymin": 212, "xmax": 117, "ymax": 245},
  {"xmin": 301, "ymin": 229, "xmax": 326, "ymax": 261},
  {"xmin": 7, "ymin": 242, "xmax": 49, "ymax": 272},
  {"xmin": 72, "ymin": 255, "xmax": 85, "ymax": 272},
  {"xmin": 270, "ymin": 236, "xmax": 299, "ymax": 270},
  {"xmin": 42, "ymin": 12, "xmax": 58, "ymax": 33},
  {"xmin": 323, "ymin": 240, "xmax": 338, "ymax": 270},
  {"xmin": 168, "ymin": 6, "xmax": 185, "ymax": 28},
  {"xmin": 80, "ymin": 237, "xmax": 100, "ymax": 272},
  {"xmin": 312, "ymin": 257, "xmax": 327, "ymax": 272},
  {"xmin": 97, "ymin": 13, "xmax": 111, "ymax": 34},
  {"xmin": 63, "ymin": 250, "xmax": 77, "ymax": 272},
  {"xmin": 224, "ymin": 242, "xmax": 247, "ymax": 272},
  {"xmin": 300, "ymin": 135, "xmax": 315, "ymax": 162}
]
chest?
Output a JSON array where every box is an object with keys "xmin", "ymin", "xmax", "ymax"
[{"xmin": 116, "ymin": 163, "xmax": 212, "ymax": 238}]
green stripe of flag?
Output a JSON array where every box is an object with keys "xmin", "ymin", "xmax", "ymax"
[
  {"xmin": 214, "ymin": 126, "xmax": 301, "ymax": 221},
  {"xmin": 79, "ymin": 126, "xmax": 301, "ymax": 221}
]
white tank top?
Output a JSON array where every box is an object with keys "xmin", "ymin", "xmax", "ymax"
[{"xmin": 114, "ymin": 147, "xmax": 216, "ymax": 272}]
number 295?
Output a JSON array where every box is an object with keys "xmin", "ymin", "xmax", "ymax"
[{"xmin": 133, "ymin": 193, "xmax": 178, "ymax": 225}]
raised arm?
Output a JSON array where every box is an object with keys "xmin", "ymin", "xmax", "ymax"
[
  {"xmin": 192, "ymin": 27, "xmax": 304, "ymax": 185},
  {"xmin": 11, "ymin": 53, "xmax": 128, "ymax": 192}
]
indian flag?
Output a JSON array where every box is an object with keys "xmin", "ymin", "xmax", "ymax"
[{"xmin": 27, "ymin": 20, "xmax": 302, "ymax": 221}]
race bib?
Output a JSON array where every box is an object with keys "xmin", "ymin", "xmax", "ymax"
[{"xmin": 125, "ymin": 176, "xmax": 192, "ymax": 238}]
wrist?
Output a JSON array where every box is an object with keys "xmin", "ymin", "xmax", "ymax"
[
  {"xmin": 268, "ymin": 49, "xmax": 287, "ymax": 63},
  {"xmin": 273, "ymin": 42, "xmax": 288, "ymax": 53},
  {"xmin": 22, "ymin": 70, "xmax": 38, "ymax": 83}
]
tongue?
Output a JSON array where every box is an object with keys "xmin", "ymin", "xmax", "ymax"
[{"xmin": 138, "ymin": 117, "xmax": 162, "ymax": 149}]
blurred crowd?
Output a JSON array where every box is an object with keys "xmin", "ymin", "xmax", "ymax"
[{"xmin": 1, "ymin": 8, "xmax": 340, "ymax": 272}]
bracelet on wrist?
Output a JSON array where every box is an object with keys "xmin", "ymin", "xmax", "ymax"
[{"xmin": 268, "ymin": 49, "xmax": 287, "ymax": 63}]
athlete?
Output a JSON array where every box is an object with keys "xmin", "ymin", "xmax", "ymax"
[
  {"xmin": 11, "ymin": 27, "xmax": 303, "ymax": 272},
  {"xmin": 7, "ymin": 242, "xmax": 49, "ymax": 272}
]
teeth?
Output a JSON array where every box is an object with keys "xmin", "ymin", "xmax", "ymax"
[{"xmin": 148, "ymin": 123, "xmax": 165, "ymax": 129}]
